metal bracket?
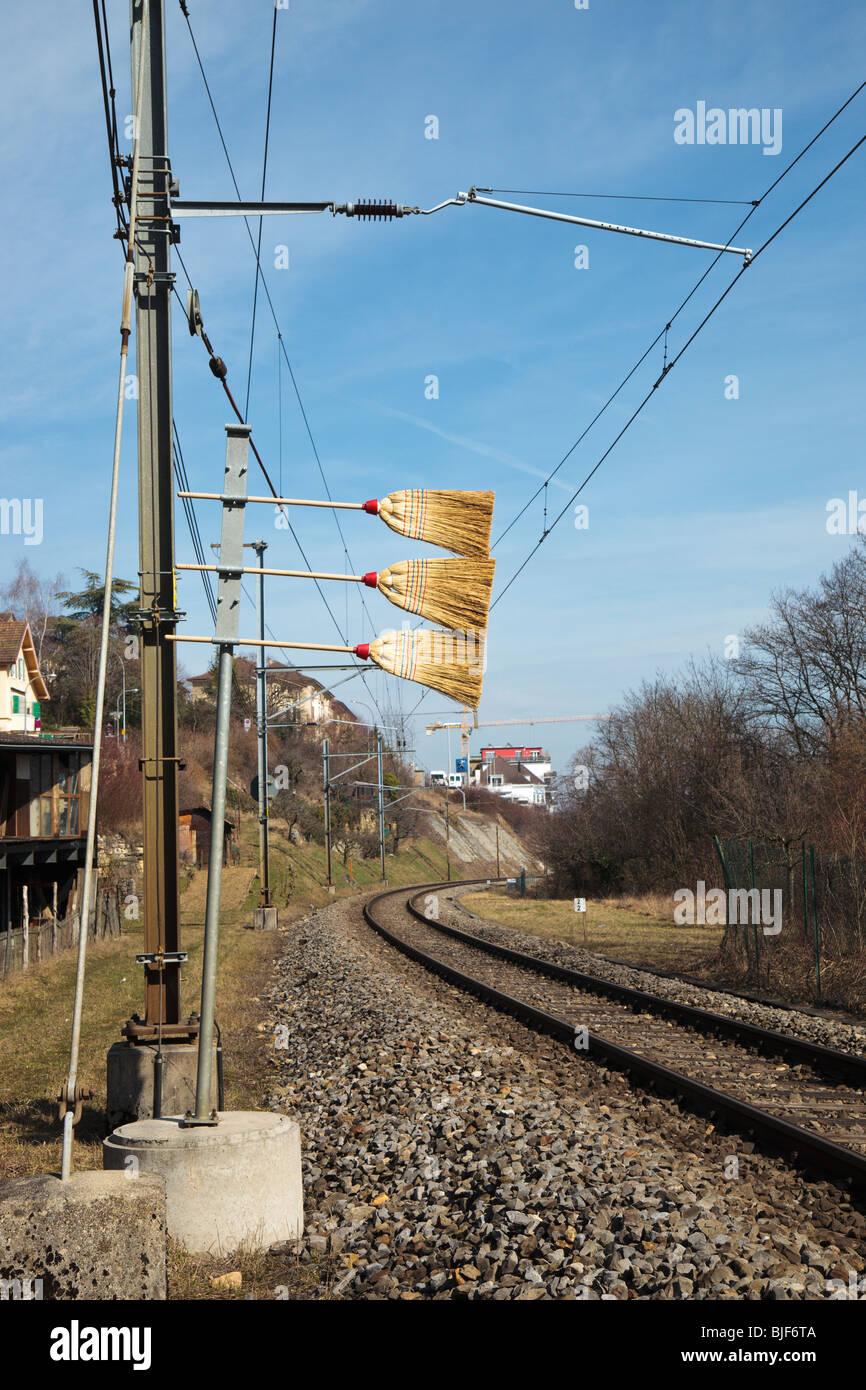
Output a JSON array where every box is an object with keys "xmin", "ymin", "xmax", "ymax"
[
  {"xmin": 134, "ymin": 605, "xmax": 186, "ymax": 628},
  {"xmin": 58, "ymin": 1082, "xmax": 93, "ymax": 1127},
  {"xmin": 213, "ymin": 425, "xmax": 250, "ymax": 644},
  {"xmin": 135, "ymin": 950, "xmax": 189, "ymax": 969},
  {"xmin": 133, "ymin": 270, "xmax": 176, "ymax": 286}
]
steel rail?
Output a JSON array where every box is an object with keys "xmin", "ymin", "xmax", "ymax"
[
  {"xmin": 406, "ymin": 888, "xmax": 866, "ymax": 1087},
  {"xmin": 363, "ymin": 880, "xmax": 866, "ymax": 1189}
]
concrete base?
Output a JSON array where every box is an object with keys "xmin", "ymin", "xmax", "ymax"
[
  {"xmin": 106, "ymin": 1040, "xmax": 218, "ymax": 1130},
  {"xmin": 103, "ymin": 1111, "xmax": 303, "ymax": 1255},
  {"xmin": 0, "ymin": 1170, "xmax": 166, "ymax": 1300},
  {"xmin": 251, "ymin": 906, "xmax": 279, "ymax": 931}
]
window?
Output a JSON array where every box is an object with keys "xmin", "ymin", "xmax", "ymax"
[
  {"xmin": 489, "ymin": 775, "xmax": 503, "ymax": 787},
  {"xmin": 27, "ymin": 752, "xmax": 86, "ymax": 838}
]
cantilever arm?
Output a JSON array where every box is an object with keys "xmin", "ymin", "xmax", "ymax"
[{"xmin": 420, "ymin": 187, "xmax": 752, "ymax": 259}]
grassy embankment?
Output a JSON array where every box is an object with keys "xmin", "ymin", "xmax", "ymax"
[
  {"xmin": 0, "ymin": 821, "xmax": 454, "ymax": 1298},
  {"xmin": 460, "ymin": 889, "xmax": 719, "ymax": 974}
]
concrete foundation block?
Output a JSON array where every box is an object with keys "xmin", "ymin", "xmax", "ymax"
[
  {"xmin": 103, "ymin": 1111, "xmax": 303, "ymax": 1255},
  {"xmin": 0, "ymin": 1170, "xmax": 166, "ymax": 1300},
  {"xmin": 251, "ymin": 906, "xmax": 279, "ymax": 931},
  {"xmin": 106, "ymin": 1040, "xmax": 218, "ymax": 1130}
]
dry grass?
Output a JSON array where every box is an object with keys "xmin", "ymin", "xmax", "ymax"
[
  {"xmin": 0, "ymin": 826, "xmax": 457, "ymax": 1298},
  {"xmin": 460, "ymin": 890, "xmax": 722, "ymax": 974},
  {"xmin": 166, "ymin": 1239, "xmax": 336, "ymax": 1301},
  {"xmin": 705, "ymin": 934, "xmax": 866, "ymax": 1014},
  {"xmin": 0, "ymin": 890, "xmax": 279, "ymax": 1178},
  {"xmin": 460, "ymin": 890, "xmax": 866, "ymax": 1015}
]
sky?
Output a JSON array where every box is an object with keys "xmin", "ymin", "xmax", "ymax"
[{"xmin": 1, "ymin": 0, "xmax": 864, "ymax": 777}]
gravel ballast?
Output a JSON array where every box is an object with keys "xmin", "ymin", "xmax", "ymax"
[
  {"xmin": 448, "ymin": 890, "xmax": 866, "ymax": 1058},
  {"xmin": 264, "ymin": 893, "xmax": 866, "ymax": 1300}
]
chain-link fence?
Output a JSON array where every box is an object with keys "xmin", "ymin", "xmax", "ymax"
[{"xmin": 714, "ymin": 836, "xmax": 866, "ymax": 1000}]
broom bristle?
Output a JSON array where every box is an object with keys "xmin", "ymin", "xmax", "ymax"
[
  {"xmin": 369, "ymin": 628, "xmax": 486, "ymax": 707},
  {"xmin": 376, "ymin": 557, "xmax": 495, "ymax": 630},
  {"xmin": 378, "ymin": 489, "xmax": 494, "ymax": 557}
]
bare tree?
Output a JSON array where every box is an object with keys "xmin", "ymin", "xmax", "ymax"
[{"xmin": 0, "ymin": 557, "xmax": 65, "ymax": 663}]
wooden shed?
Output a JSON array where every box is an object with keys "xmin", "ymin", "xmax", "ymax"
[{"xmin": 178, "ymin": 807, "xmax": 234, "ymax": 869}]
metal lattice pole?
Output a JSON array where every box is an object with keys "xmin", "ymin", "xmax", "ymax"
[
  {"xmin": 191, "ymin": 423, "xmax": 250, "ymax": 1123},
  {"xmin": 253, "ymin": 541, "xmax": 271, "ymax": 908}
]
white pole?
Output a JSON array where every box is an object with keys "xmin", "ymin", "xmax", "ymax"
[
  {"xmin": 22, "ymin": 886, "xmax": 29, "ymax": 970},
  {"xmin": 60, "ymin": 0, "xmax": 149, "ymax": 1181},
  {"xmin": 462, "ymin": 191, "xmax": 753, "ymax": 259}
]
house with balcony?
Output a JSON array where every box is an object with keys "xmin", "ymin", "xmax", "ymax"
[
  {"xmin": 469, "ymin": 744, "xmax": 554, "ymax": 807},
  {"xmin": 0, "ymin": 615, "xmax": 48, "ymax": 733},
  {"xmin": 0, "ymin": 616, "xmax": 92, "ymax": 934},
  {"xmin": 186, "ymin": 657, "xmax": 357, "ymax": 733}
]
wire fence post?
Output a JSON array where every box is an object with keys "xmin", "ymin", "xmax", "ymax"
[
  {"xmin": 748, "ymin": 837, "xmax": 760, "ymax": 987},
  {"xmin": 809, "ymin": 843, "xmax": 822, "ymax": 1001}
]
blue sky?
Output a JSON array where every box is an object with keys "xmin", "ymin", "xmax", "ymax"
[{"xmin": 1, "ymin": 0, "xmax": 864, "ymax": 776}]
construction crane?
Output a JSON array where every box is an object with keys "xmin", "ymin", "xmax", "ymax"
[{"xmin": 425, "ymin": 712, "xmax": 610, "ymax": 767}]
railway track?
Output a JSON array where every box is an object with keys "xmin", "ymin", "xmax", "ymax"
[{"xmin": 364, "ymin": 879, "xmax": 866, "ymax": 1189}]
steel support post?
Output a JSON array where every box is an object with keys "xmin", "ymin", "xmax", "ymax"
[
  {"xmin": 128, "ymin": 0, "xmax": 189, "ymax": 1039},
  {"xmin": 253, "ymin": 541, "xmax": 270, "ymax": 908},
  {"xmin": 191, "ymin": 423, "xmax": 249, "ymax": 1123},
  {"xmin": 377, "ymin": 733, "xmax": 386, "ymax": 882},
  {"xmin": 323, "ymin": 737, "xmax": 332, "ymax": 889}
]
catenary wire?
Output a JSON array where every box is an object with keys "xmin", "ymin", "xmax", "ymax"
[
  {"xmin": 178, "ymin": 5, "xmax": 387, "ymax": 724},
  {"xmin": 491, "ymin": 130, "xmax": 866, "ymax": 612},
  {"xmin": 492, "ymin": 77, "xmax": 866, "ymax": 549},
  {"xmin": 408, "ymin": 83, "xmax": 866, "ymax": 727},
  {"xmin": 244, "ymin": 4, "xmax": 278, "ymax": 422},
  {"xmin": 487, "ymin": 188, "xmax": 757, "ymax": 206}
]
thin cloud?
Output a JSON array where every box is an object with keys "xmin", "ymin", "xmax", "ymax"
[{"xmin": 375, "ymin": 405, "xmax": 573, "ymax": 493}]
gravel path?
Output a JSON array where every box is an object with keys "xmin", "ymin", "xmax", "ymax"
[
  {"xmin": 448, "ymin": 891, "xmax": 866, "ymax": 1058},
  {"xmin": 264, "ymin": 892, "xmax": 866, "ymax": 1300}
]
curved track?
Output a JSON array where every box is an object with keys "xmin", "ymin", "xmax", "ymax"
[{"xmin": 364, "ymin": 879, "xmax": 866, "ymax": 1188}]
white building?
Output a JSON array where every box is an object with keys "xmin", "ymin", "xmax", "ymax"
[
  {"xmin": 0, "ymin": 616, "xmax": 49, "ymax": 733},
  {"xmin": 471, "ymin": 751, "xmax": 552, "ymax": 807}
]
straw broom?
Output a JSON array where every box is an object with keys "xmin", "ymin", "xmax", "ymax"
[
  {"xmin": 171, "ymin": 628, "xmax": 487, "ymax": 706},
  {"xmin": 177, "ymin": 487, "xmax": 495, "ymax": 557},
  {"xmin": 374, "ymin": 557, "xmax": 495, "ymax": 630},
  {"xmin": 375, "ymin": 489, "xmax": 494, "ymax": 557},
  {"xmin": 358, "ymin": 629, "xmax": 486, "ymax": 708},
  {"xmin": 176, "ymin": 555, "xmax": 496, "ymax": 630}
]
